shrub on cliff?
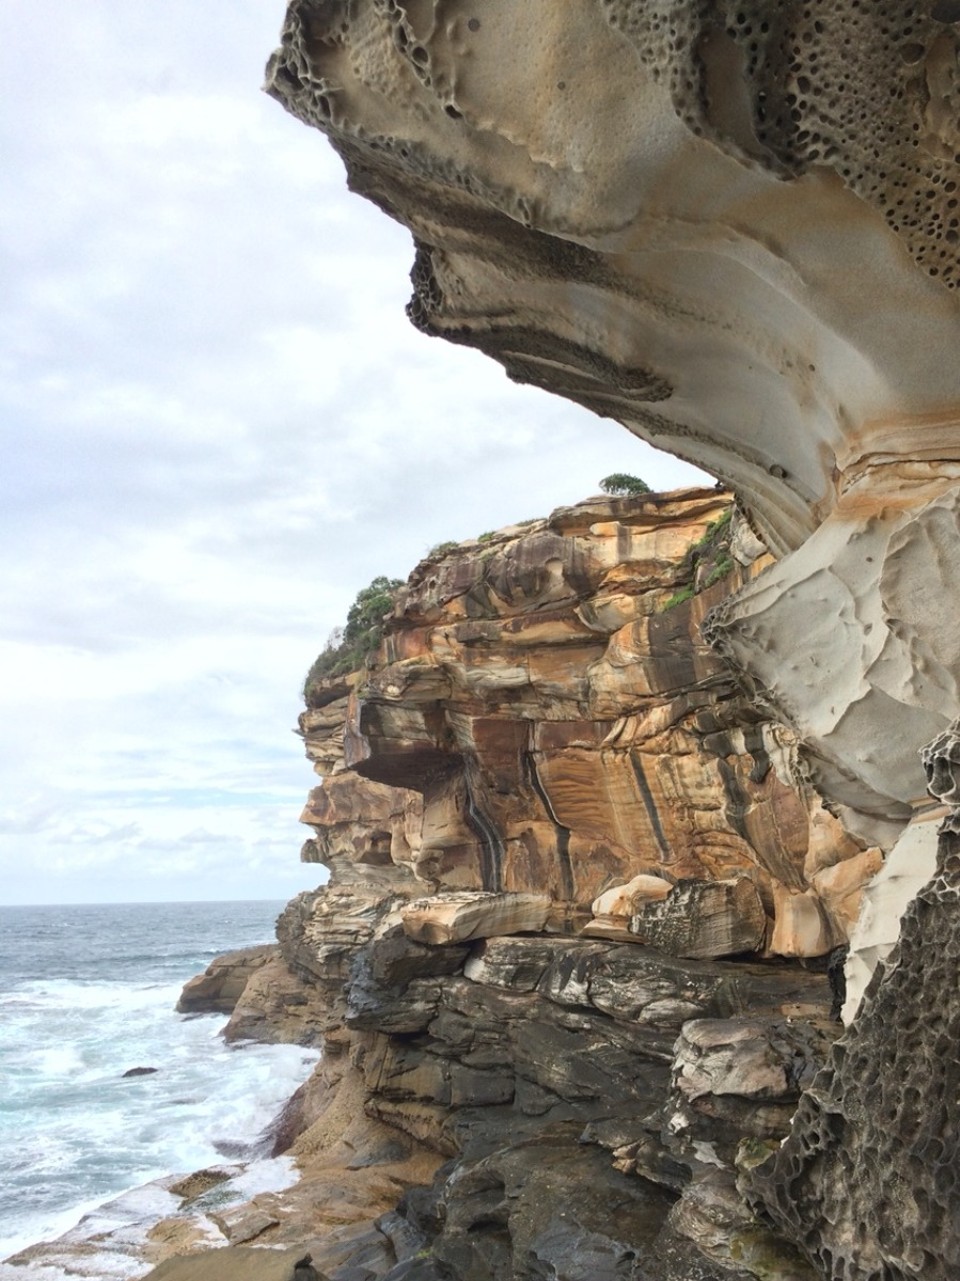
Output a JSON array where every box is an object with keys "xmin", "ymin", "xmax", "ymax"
[
  {"xmin": 303, "ymin": 575, "xmax": 403, "ymax": 700},
  {"xmin": 661, "ymin": 507, "xmax": 735, "ymax": 610},
  {"xmin": 599, "ymin": 473, "xmax": 651, "ymax": 496}
]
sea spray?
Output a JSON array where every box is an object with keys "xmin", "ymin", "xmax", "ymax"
[{"xmin": 0, "ymin": 901, "xmax": 321, "ymax": 1264}]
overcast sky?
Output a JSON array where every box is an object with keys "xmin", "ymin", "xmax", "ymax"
[{"xmin": 0, "ymin": 2, "xmax": 707, "ymax": 905}]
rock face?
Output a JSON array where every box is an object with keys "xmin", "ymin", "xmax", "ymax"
[
  {"xmin": 263, "ymin": 11, "xmax": 960, "ymax": 1276},
  {"xmin": 745, "ymin": 827, "xmax": 960, "ymax": 1281},
  {"xmin": 192, "ymin": 495, "xmax": 855, "ymax": 1281},
  {"xmin": 176, "ymin": 944, "xmax": 326, "ymax": 1046},
  {"xmin": 176, "ymin": 946, "xmax": 278, "ymax": 1016},
  {"xmin": 221, "ymin": 953, "xmax": 327, "ymax": 1047},
  {"xmin": 266, "ymin": 0, "xmax": 960, "ymax": 857},
  {"xmin": 301, "ymin": 492, "xmax": 873, "ymax": 963}
]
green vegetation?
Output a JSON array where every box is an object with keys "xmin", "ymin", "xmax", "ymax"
[
  {"xmin": 660, "ymin": 584, "xmax": 696, "ymax": 611},
  {"xmin": 679, "ymin": 508, "xmax": 733, "ymax": 579},
  {"xmin": 599, "ymin": 472, "xmax": 652, "ymax": 496},
  {"xmin": 477, "ymin": 530, "xmax": 496, "ymax": 543},
  {"xmin": 303, "ymin": 574, "xmax": 403, "ymax": 700},
  {"xmin": 703, "ymin": 554, "xmax": 735, "ymax": 589},
  {"xmin": 427, "ymin": 540, "xmax": 459, "ymax": 558},
  {"xmin": 690, "ymin": 507, "xmax": 732, "ymax": 552},
  {"xmin": 660, "ymin": 505, "xmax": 736, "ymax": 610}
]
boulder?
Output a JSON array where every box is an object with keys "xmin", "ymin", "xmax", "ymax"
[
  {"xmin": 399, "ymin": 892, "xmax": 552, "ymax": 946},
  {"xmin": 176, "ymin": 945, "xmax": 278, "ymax": 1015},
  {"xmin": 626, "ymin": 878, "xmax": 768, "ymax": 961}
]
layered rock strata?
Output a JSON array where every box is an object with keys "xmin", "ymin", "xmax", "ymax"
[
  {"xmin": 145, "ymin": 493, "xmax": 941, "ymax": 1279},
  {"xmin": 263, "ymin": 883, "xmax": 835, "ymax": 1280},
  {"xmin": 176, "ymin": 945, "xmax": 278, "ymax": 1016},
  {"xmin": 161, "ymin": 495, "xmax": 856, "ymax": 1280},
  {"xmin": 176, "ymin": 943, "xmax": 326, "ymax": 1046},
  {"xmin": 301, "ymin": 491, "xmax": 874, "ymax": 961},
  {"xmin": 741, "ymin": 731, "xmax": 960, "ymax": 1280}
]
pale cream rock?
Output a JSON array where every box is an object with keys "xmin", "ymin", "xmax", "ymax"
[
  {"xmin": 400, "ymin": 891, "xmax": 552, "ymax": 946},
  {"xmin": 707, "ymin": 477, "xmax": 960, "ymax": 849},
  {"xmin": 591, "ymin": 873, "xmax": 673, "ymax": 919},
  {"xmin": 769, "ymin": 886, "xmax": 837, "ymax": 958},
  {"xmin": 842, "ymin": 814, "xmax": 941, "ymax": 1023},
  {"xmin": 810, "ymin": 846, "xmax": 884, "ymax": 940}
]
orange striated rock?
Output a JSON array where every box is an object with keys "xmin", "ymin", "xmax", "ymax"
[
  {"xmin": 300, "ymin": 489, "xmax": 872, "ymax": 960},
  {"xmin": 150, "ymin": 495, "xmax": 861, "ymax": 1277}
]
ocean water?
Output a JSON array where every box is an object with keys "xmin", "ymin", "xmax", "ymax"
[{"xmin": 0, "ymin": 900, "xmax": 321, "ymax": 1265}]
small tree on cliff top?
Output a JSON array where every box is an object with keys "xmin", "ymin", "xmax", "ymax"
[
  {"xmin": 599, "ymin": 473, "xmax": 651, "ymax": 496},
  {"xmin": 303, "ymin": 574, "xmax": 403, "ymax": 701}
]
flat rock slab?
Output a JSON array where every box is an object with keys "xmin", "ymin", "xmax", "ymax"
[
  {"xmin": 142, "ymin": 1242, "xmax": 329, "ymax": 1281},
  {"xmin": 400, "ymin": 892, "xmax": 551, "ymax": 945}
]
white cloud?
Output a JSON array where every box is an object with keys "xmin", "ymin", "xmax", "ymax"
[{"xmin": 0, "ymin": 2, "xmax": 708, "ymax": 905}]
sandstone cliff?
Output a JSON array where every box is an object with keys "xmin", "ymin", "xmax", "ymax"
[
  {"xmin": 148, "ymin": 492, "xmax": 876, "ymax": 1280},
  {"xmin": 300, "ymin": 489, "xmax": 873, "ymax": 962},
  {"xmin": 262, "ymin": 9, "xmax": 960, "ymax": 1276}
]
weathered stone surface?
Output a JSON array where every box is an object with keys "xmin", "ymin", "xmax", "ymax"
[
  {"xmin": 300, "ymin": 494, "xmax": 871, "ymax": 960},
  {"xmin": 400, "ymin": 892, "xmax": 551, "ymax": 946},
  {"xmin": 428, "ymin": 1129, "xmax": 679, "ymax": 1281},
  {"xmin": 260, "ymin": 11, "xmax": 960, "ymax": 1274},
  {"xmin": 176, "ymin": 945, "xmax": 278, "ymax": 1016},
  {"xmin": 669, "ymin": 1017, "xmax": 838, "ymax": 1169},
  {"xmin": 745, "ymin": 829, "xmax": 960, "ymax": 1281},
  {"xmin": 267, "ymin": 0, "xmax": 960, "ymax": 855},
  {"xmin": 243, "ymin": 873, "xmax": 832, "ymax": 1278},
  {"xmin": 670, "ymin": 1171, "xmax": 820, "ymax": 1281},
  {"xmin": 627, "ymin": 877, "xmax": 767, "ymax": 960},
  {"xmin": 300, "ymin": 770, "xmax": 423, "ymax": 889},
  {"xmin": 842, "ymin": 817, "xmax": 940, "ymax": 1021},
  {"xmin": 676, "ymin": 1020, "xmax": 816, "ymax": 1105},
  {"xmin": 222, "ymin": 955, "xmax": 326, "ymax": 1047},
  {"xmin": 242, "ymin": 496, "xmax": 874, "ymax": 1279}
]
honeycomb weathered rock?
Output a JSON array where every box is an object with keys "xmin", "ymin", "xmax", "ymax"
[{"xmin": 745, "ymin": 827, "xmax": 960, "ymax": 1280}]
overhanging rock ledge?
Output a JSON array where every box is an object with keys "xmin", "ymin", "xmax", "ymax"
[
  {"xmin": 265, "ymin": 0, "xmax": 960, "ymax": 855},
  {"xmin": 264, "ymin": 5, "xmax": 960, "ymax": 1279}
]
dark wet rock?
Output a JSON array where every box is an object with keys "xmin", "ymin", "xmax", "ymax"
[{"xmin": 291, "ymin": 1254, "xmax": 321, "ymax": 1281}]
